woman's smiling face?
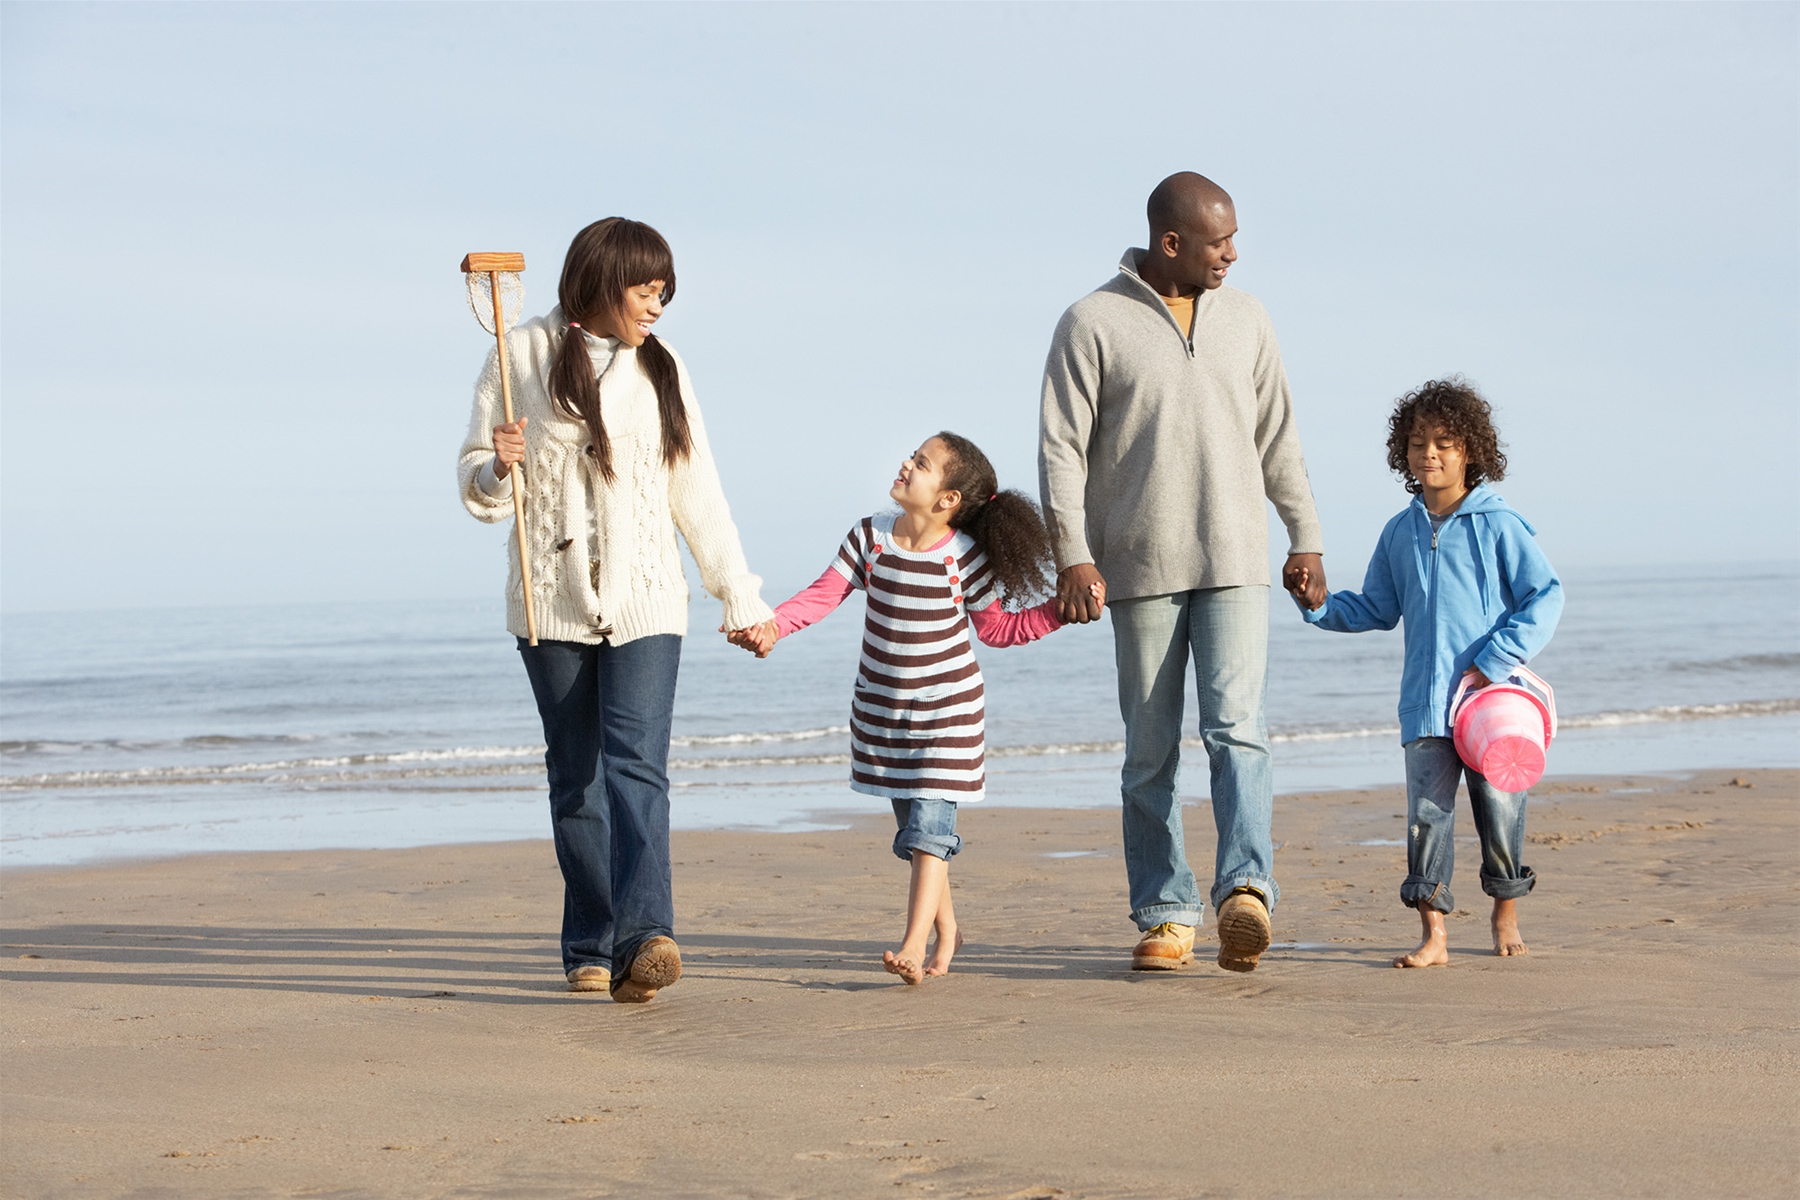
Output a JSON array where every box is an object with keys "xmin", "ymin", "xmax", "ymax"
[{"xmin": 597, "ymin": 280, "xmax": 666, "ymax": 346}]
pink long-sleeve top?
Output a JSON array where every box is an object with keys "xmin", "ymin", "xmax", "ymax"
[{"xmin": 773, "ymin": 532, "xmax": 1062, "ymax": 647}]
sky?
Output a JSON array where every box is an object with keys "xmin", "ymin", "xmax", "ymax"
[{"xmin": 2, "ymin": 2, "xmax": 1795, "ymax": 615}]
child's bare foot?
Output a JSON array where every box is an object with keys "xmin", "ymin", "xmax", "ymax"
[
  {"xmin": 923, "ymin": 929, "xmax": 963, "ymax": 977},
  {"xmin": 1492, "ymin": 898, "xmax": 1527, "ymax": 956},
  {"xmin": 883, "ymin": 949, "xmax": 925, "ymax": 985},
  {"xmin": 1394, "ymin": 901, "xmax": 1449, "ymax": 968}
]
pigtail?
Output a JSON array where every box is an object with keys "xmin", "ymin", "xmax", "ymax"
[
  {"xmin": 637, "ymin": 333, "xmax": 693, "ymax": 469},
  {"xmin": 548, "ymin": 321, "xmax": 612, "ymax": 481},
  {"xmin": 958, "ymin": 489, "xmax": 1055, "ymax": 609},
  {"xmin": 935, "ymin": 431, "xmax": 1055, "ymax": 610}
]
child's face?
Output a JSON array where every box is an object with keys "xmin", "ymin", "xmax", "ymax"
[
  {"xmin": 891, "ymin": 438, "xmax": 958, "ymax": 517},
  {"xmin": 1407, "ymin": 422, "xmax": 1467, "ymax": 496}
]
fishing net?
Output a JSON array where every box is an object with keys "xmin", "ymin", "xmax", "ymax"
[{"xmin": 466, "ymin": 268, "xmax": 525, "ymax": 335}]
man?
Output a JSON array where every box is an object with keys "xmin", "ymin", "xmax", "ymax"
[{"xmin": 1038, "ymin": 172, "xmax": 1327, "ymax": 973}]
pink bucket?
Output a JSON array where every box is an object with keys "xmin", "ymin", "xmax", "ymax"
[{"xmin": 1450, "ymin": 666, "xmax": 1557, "ymax": 793}]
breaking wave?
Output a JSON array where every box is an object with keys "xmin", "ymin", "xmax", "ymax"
[{"xmin": 4, "ymin": 700, "xmax": 1790, "ymax": 793}]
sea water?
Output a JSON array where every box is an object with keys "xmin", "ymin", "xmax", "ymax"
[{"xmin": 2, "ymin": 563, "xmax": 1794, "ymax": 866}]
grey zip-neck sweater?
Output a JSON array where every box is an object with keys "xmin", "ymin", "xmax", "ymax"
[{"xmin": 1037, "ymin": 249, "xmax": 1323, "ymax": 600}]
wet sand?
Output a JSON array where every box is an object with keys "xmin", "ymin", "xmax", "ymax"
[{"xmin": 2, "ymin": 767, "xmax": 1795, "ymax": 1198}]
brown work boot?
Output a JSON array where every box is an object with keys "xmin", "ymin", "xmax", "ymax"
[
  {"xmin": 1131, "ymin": 922, "xmax": 1196, "ymax": 970},
  {"xmin": 1215, "ymin": 889, "xmax": 1272, "ymax": 973},
  {"xmin": 565, "ymin": 964, "xmax": 612, "ymax": 993},
  {"xmin": 610, "ymin": 936, "xmax": 682, "ymax": 1004}
]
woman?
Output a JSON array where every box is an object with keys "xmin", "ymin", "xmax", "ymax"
[{"xmin": 458, "ymin": 218, "xmax": 772, "ymax": 1002}]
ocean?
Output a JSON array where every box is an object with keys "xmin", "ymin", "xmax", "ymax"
[{"xmin": 2, "ymin": 563, "xmax": 1794, "ymax": 867}]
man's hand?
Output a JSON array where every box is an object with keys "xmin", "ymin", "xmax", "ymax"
[
  {"xmin": 1056, "ymin": 563, "xmax": 1107, "ymax": 624},
  {"xmin": 721, "ymin": 620, "xmax": 779, "ymax": 658},
  {"xmin": 1282, "ymin": 553, "xmax": 1326, "ymax": 611},
  {"xmin": 1461, "ymin": 667, "xmax": 1491, "ymax": 690}
]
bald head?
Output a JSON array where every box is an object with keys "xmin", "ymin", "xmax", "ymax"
[
  {"xmin": 1148, "ymin": 172, "xmax": 1233, "ymax": 240},
  {"xmin": 1139, "ymin": 172, "xmax": 1239, "ymax": 296}
]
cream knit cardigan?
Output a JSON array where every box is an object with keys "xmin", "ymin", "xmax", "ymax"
[{"xmin": 457, "ymin": 311, "xmax": 773, "ymax": 645}]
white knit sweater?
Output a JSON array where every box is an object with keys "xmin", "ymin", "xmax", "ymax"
[{"xmin": 457, "ymin": 310, "xmax": 773, "ymax": 645}]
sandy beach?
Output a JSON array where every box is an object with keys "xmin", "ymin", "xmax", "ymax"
[{"xmin": 2, "ymin": 766, "xmax": 1794, "ymax": 1198}]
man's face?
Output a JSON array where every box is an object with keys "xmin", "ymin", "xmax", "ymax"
[{"xmin": 1160, "ymin": 202, "xmax": 1238, "ymax": 291}]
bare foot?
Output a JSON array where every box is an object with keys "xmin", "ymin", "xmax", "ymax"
[
  {"xmin": 1492, "ymin": 898, "xmax": 1528, "ymax": 956},
  {"xmin": 882, "ymin": 949, "xmax": 925, "ymax": 985},
  {"xmin": 923, "ymin": 929, "xmax": 963, "ymax": 977},
  {"xmin": 1394, "ymin": 901, "xmax": 1449, "ymax": 968}
]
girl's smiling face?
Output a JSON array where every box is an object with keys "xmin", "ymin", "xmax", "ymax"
[
  {"xmin": 597, "ymin": 280, "xmax": 666, "ymax": 347},
  {"xmin": 891, "ymin": 438, "xmax": 959, "ymax": 517}
]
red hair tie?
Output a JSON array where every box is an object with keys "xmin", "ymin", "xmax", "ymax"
[
  {"xmin": 989, "ymin": 492, "xmax": 998, "ymax": 501},
  {"xmin": 568, "ymin": 321, "xmax": 582, "ymax": 330}
]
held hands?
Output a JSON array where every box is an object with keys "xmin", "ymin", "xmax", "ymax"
[
  {"xmin": 722, "ymin": 619, "xmax": 779, "ymax": 658},
  {"xmin": 492, "ymin": 416, "xmax": 528, "ymax": 474},
  {"xmin": 1282, "ymin": 553, "xmax": 1327, "ymax": 610},
  {"xmin": 1056, "ymin": 564, "xmax": 1107, "ymax": 623}
]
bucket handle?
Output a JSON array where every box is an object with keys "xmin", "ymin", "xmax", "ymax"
[{"xmin": 1450, "ymin": 664, "xmax": 1557, "ymax": 742}]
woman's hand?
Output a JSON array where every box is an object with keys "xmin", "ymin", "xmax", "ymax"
[
  {"xmin": 722, "ymin": 620, "xmax": 779, "ymax": 658},
  {"xmin": 1462, "ymin": 667, "xmax": 1491, "ymax": 689},
  {"xmin": 492, "ymin": 416, "xmax": 528, "ymax": 475}
]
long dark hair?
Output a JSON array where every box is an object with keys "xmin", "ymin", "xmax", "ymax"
[
  {"xmin": 934, "ymin": 431, "xmax": 1055, "ymax": 610},
  {"xmin": 1385, "ymin": 376, "xmax": 1507, "ymax": 495},
  {"xmin": 547, "ymin": 218, "xmax": 691, "ymax": 482}
]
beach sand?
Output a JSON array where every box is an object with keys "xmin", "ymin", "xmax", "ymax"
[{"xmin": 2, "ymin": 766, "xmax": 1795, "ymax": 1198}]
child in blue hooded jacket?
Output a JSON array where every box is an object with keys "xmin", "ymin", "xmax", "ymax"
[{"xmin": 1287, "ymin": 378, "xmax": 1562, "ymax": 968}]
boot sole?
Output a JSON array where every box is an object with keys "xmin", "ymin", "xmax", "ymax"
[
  {"xmin": 1216, "ymin": 902, "xmax": 1272, "ymax": 973},
  {"xmin": 612, "ymin": 938, "xmax": 682, "ymax": 1003},
  {"xmin": 1131, "ymin": 950, "xmax": 1194, "ymax": 971}
]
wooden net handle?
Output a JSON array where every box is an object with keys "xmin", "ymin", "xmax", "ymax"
[{"xmin": 489, "ymin": 271, "xmax": 538, "ymax": 645}]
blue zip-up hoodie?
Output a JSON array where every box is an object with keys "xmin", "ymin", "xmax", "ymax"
[{"xmin": 1300, "ymin": 484, "xmax": 1563, "ymax": 743}]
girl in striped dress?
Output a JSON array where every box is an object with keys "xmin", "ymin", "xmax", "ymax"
[{"xmin": 731, "ymin": 433, "xmax": 1102, "ymax": 985}]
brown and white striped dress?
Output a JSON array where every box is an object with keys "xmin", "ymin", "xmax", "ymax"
[{"xmin": 830, "ymin": 515, "xmax": 998, "ymax": 801}]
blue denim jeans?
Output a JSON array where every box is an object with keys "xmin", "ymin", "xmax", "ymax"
[
  {"xmin": 1402, "ymin": 736, "xmax": 1536, "ymax": 913},
  {"xmin": 519, "ymin": 635, "xmax": 680, "ymax": 975},
  {"xmin": 891, "ymin": 798, "xmax": 962, "ymax": 862},
  {"xmin": 1111, "ymin": 587, "xmax": 1277, "ymax": 930}
]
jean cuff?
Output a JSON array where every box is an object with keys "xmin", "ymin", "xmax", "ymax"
[
  {"xmin": 1400, "ymin": 878, "xmax": 1453, "ymax": 913},
  {"xmin": 1209, "ymin": 875, "xmax": 1279, "ymax": 913},
  {"xmin": 1132, "ymin": 902, "xmax": 1203, "ymax": 932},
  {"xmin": 893, "ymin": 830, "xmax": 962, "ymax": 862},
  {"xmin": 1480, "ymin": 864, "xmax": 1536, "ymax": 900}
]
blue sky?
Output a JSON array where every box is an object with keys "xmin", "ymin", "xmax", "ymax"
[{"xmin": 2, "ymin": 2, "xmax": 1795, "ymax": 614}]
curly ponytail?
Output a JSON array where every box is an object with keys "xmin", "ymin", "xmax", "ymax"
[
  {"xmin": 934, "ymin": 431, "xmax": 1055, "ymax": 610},
  {"xmin": 547, "ymin": 217, "xmax": 692, "ymax": 483}
]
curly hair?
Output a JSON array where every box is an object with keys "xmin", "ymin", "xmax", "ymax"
[
  {"xmin": 1385, "ymin": 377, "xmax": 1508, "ymax": 495},
  {"xmin": 933, "ymin": 431, "xmax": 1055, "ymax": 610}
]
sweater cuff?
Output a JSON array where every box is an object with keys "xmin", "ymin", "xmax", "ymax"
[
  {"xmin": 476, "ymin": 458, "xmax": 513, "ymax": 498},
  {"xmin": 720, "ymin": 591, "xmax": 775, "ymax": 633},
  {"xmin": 1473, "ymin": 647, "xmax": 1517, "ymax": 683},
  {"xmin": 1052, "ymin": 542, "xmax": 1095, "ymax": 574},
  {"xmin": 1283, "ymin": 519, "xmax": 1325, "ymax": 557}
]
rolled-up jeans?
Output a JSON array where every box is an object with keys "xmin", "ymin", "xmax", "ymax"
[
  {"xmin": 519, "ymin": 634, "xmax": 680, "ymax": 975},
  {"xmin": 1111, "ymin": 587, "xmax": 1277, "ymax": 930},
  {"xmin": 890, "ymin": 798, "xmax": 962, "ymax": 862},
  {"xmin": 1401, "ymin": 736, "xmax": 1535, "ymax": 913}
]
